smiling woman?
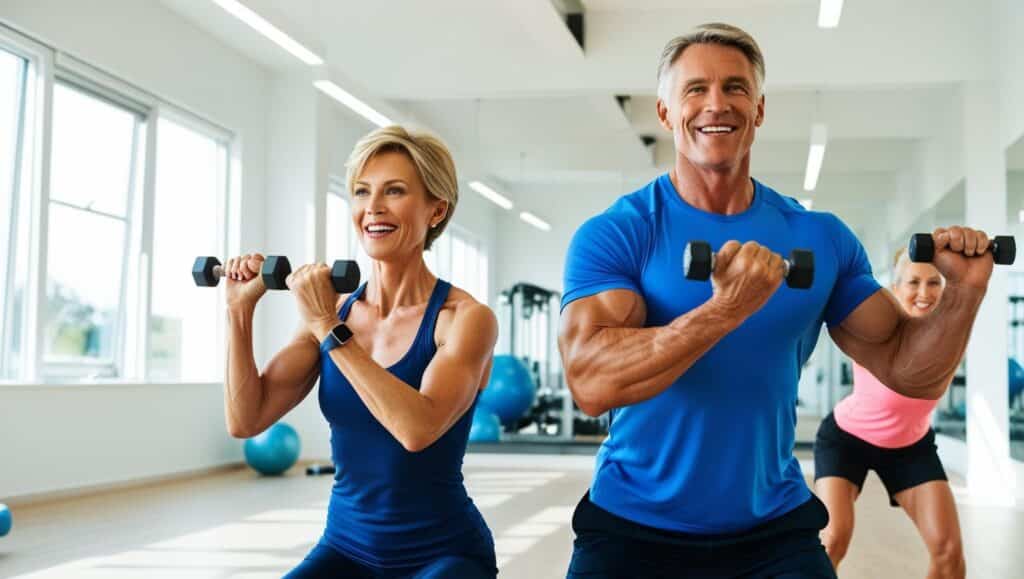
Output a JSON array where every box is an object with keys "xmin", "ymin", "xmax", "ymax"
[
  {"xmin": 221, "ymin": 124, "xmax": 499, "ymax": 578},
  {"xmin": 345, "ymin": 125, "xmax": 458, "ymax": 254}
]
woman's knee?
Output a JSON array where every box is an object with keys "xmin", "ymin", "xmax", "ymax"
[{"xmin": 928, "ymin": 535, "xmax": 965, "ymax": 578}]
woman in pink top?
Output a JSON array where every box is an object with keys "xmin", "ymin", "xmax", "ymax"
[{"xmin": 814, "ymin": 248, "xmax": 964, "ymax": 578}]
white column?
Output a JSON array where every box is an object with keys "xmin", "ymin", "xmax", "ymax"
[{"xmin": 962, "ymin": 80, "xmax": 1014, "ymax": 505}]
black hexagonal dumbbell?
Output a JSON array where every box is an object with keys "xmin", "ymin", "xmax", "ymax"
[
  {"xmin": 261, "ymin": 256, "xmax": 362, "ymax": 293},
  {"xmin": 191, "ymin": 255, "xmax": 292, "ymax": 290},
  {"xmin": 193, "ymin": 255, "xmax": 361, "ymax": 293},
  {"xmin": 683, "ymin": 241, "xmax": 814, "ymax": 290},
  {"xmin": 192, "ymin": 256, "xmax": 225, "ymax": 287},
  {"xmin": 908, "ymin": 233, "xmax": 1016, "ymax": 265}
]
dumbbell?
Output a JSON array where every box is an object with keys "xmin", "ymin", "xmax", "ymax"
[
  {"xmin": 192, "ymin": 256, "xmax": 361, "ymax": 293},
  {"xmin": 683, "ymin": 241, "xmax": 815, "ymax": 290},
  {"xmin": 908, "ymin": 233, "xmax": 1016, "ymax": 265}
]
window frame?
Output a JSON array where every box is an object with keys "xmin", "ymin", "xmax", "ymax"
[
  {"xmin": 40, "ymin": 73, "xmax": 151, "ymax": 381},
  {"xmin": 0, "ymin": 24, "xmax": 52, "ymax": 383},
  {"xmin": 0, "ymin": 24, "xmax": 236, "ymax": 384}
]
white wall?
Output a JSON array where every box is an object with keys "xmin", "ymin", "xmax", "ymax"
[
  {"xmin": 0, "ymin": 0, "xmax": 268, "ymax": 501},
  {"xmin": 495, "ymin": 181, "xmax": 626, "ymax": 294},
  {"xmin": 999, "ymin": 0, "xmax": 1024, "ymax": 151},
  {"xmin": 0, "ymin": 383, "xmax": 236, "ymax": 499}
]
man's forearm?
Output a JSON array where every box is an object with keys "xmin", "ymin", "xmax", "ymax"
[{"xmin": 564, "ymin": 300, "xmax": 742, "ymax": 414}]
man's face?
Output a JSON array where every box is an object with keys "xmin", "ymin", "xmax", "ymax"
[{"xmin": 657, "ymin": 43, "xmax": 765, "ymax": 173}]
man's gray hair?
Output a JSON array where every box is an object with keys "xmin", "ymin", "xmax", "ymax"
[{"xmin": 656, "ymin": 23, "xmax": 766, "ymax": 101}]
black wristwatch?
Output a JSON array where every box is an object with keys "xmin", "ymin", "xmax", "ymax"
[{"xmin": 320, "ymin": 323, "xmax": 353, "ymax": 355}]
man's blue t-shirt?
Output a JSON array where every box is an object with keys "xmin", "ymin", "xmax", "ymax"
[{"xmin": 561, "ymin": 174, "xmax": 881, "ymax": 534}]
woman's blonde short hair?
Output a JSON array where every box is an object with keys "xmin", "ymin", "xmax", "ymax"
[
  {"xmin": 891, "ymin": 247, "xmax": 911, "ymax": 285},
  {"xmin": 345, "ymin": 125, "xmax": 458, "ymax": 251},
  {"xmin": 891, "ymin": 247, "xmax": 944, "ymax": 286}
]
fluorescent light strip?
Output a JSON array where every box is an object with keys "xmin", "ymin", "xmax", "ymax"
[
  {"xmin": 803, "ymin": 124, "xmax": 827, "ymax": 192},
  {"xmin": 800, "ymin": 198, "xmax": 814, "ymax": 210},
  {"xmin": 314, "ymin": 80, "xmax": 392, "ymax": 128},
  {"xmin": 211, "ymin": 0, "xmax": 324, "ymax": 65},
  {"xmin": 803, "ymin": 146, "xmax": 825, "ymax": 191},
  {"xmin": 468, "ymin": 181, "xmax": 514, "ymax": 210},
  {"xmin": 818, "ymin": 0, "xmax": 845, "ymax": 28},
  {"xmin": 519, "ymin": 211, "xmax": 551, "ymax": 232}
]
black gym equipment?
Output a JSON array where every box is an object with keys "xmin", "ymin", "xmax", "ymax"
[
  {"xmin": 908, "ymin": 233, "xmax": 1016, "ymax": 265},
  {"xmin": 305, "ymin": 463, "xmax": 336, "ymax": 476},
  {"xmin": 192, "ymin": 256, "xmax": 361, "ymax": 293},
  {"xmin": 683, "ymin": 241, "xmax": 815, "ymax": 289},
  {"xmin": 495, "ymin": 282, "xmax": 609, "ymax": 442}
]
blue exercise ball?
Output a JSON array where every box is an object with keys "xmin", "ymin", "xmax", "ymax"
[
  {"xmin": 0, "ymin": 503, "xmax": 11, "ymax": 537},
  {"xmin": 244, "ymin": 422, "xmax": 301, "ymax": 476},
  {"xmin": 1010, "ymin": 358, "xmax": 1024, "ymax": 403},
  {"xmin": 480, "ymin": 355, "xmax": 536, "ymax": 424},
  {"xmin": 469, "ymin": 408, "xmax": 502, "ymax": 442}
]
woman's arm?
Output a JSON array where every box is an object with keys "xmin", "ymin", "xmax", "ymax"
[{"xmin": 314, "ymin": 302, "xmax": 498, "ymax": 452}]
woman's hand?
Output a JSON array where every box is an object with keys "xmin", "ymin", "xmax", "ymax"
[
  {"xmin": 287, "ymin": 263, "xmax": 340, "ymax": 338},
  {"xmin": 224, "ymin": 253, "xmax": 267, "ymax": 311}
]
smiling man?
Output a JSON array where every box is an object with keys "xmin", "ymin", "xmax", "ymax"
[{"xmin": 558, "ymin": 23, "xmax": 995, "ymax": 578}]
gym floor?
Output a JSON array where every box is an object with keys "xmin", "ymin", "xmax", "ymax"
[{"xmin": 2, "ymin": 453, "xmax": 1021, "ymax": 578}]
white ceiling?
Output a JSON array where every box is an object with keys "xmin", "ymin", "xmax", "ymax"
[{"xmin": 159, "ymin": 0, "xmax": 1004, "ymax": 233}]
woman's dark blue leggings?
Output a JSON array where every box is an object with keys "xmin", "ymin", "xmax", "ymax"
[{"xmin": 283, "ymin": 542, "xmax": 497, "ymax": 579}]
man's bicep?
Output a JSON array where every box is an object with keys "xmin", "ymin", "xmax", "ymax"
[
  {"xmin": 828, "ymin": 289, "xmax": 904, "ymax": 379},
  {"xmin": 560, "ymin": 289, "xmax": 647, "ymax": 347},
  {"xmin": 834, "ymin": 289, "xmax": 903, "ymax": 343}
]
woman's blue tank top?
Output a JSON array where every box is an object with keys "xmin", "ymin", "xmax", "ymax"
[{"xmin": 317, "ymin": 279, "xmax": 493, "ymax": 568}]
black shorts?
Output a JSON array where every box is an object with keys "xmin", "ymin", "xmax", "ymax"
[
  {"xmin": 813, "ymin": 412, "xmax": 947, "ymax": 507},
  {"xmin": 566, "ymin": 492, "xmax": 836, "ymax": 578}
]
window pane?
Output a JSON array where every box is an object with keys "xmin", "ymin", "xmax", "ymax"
[
  {"xmin": 0, "ymin": 49, "xmax": 26, "ymax": 378},
  {"xmin": 149, "ymin": 117, "xmax": 225, "ymax": 381},
  {"xmin": 49, "ymin": 82, "xmax": 136, "ymax": 216},
  {"xmin": 44, "ymin": 203, "xmax": 125, "ymax": 363}
]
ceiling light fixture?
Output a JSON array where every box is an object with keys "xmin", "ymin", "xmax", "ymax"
[{"xmin": 210, "ymin": 0, "xmax": 323, "ymax": 65}]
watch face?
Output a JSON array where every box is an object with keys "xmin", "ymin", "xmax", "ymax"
[{"xmin": 331, "ymin": 324, "xmax": 353, "ymax": 345}]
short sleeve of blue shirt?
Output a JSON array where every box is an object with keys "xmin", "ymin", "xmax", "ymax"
[
  {"xmin": 561, "ymin": 210, "xmax": 651, "ymax": 311},
  {"xmin": 823, "ymin": 213, "xmax": 881, "ymax": 327}
]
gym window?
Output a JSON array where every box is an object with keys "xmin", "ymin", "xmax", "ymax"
[
  {"xmin": 0, "ymin": 23, "xmax": 234, "ymax": 384},
  {"xmin": 42, "ymin": 80, "xmax": 144, "ymax": 380},
  {"xmin": 0, "ymin": 29, "xmax": 40, "ymax": 382},
  {"xmin": 0, "ymin": 48, "xmax": 25, "ymax": 378},
  {"xmin": 149, "ymin": 115, "xmax": 231, "ymax": 382}
]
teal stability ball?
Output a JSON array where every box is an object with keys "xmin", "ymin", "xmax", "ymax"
[
  {"xmin": 244, "ymin": 422, "xmax": 301, "ymax": 476},
  {"xmin": 479, "ymin": 355, "xmax": 536, "ymax": 424},
  {"xmin": 469, "ymin": 408, "xmax": 502, "ymax": 442},
  {"xmin": 0, "ymin": 504, "xmax": 11, "ymax": 537}
]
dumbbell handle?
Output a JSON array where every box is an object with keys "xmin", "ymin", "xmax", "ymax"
[
  {"xmin": 703, "ymin": 254, "xmax": 804, "ymax": 284},
  {"xmin": 909, "ymin": 233, "xmax": 1016, "ymax": 265},
  {"xmin": 706, "ymin": 254, "xmax": 796, "ymax": 275}
]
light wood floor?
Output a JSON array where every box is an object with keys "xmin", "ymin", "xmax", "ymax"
[{"xmin": 1, "ymin": 453, "xmax": 1021, "ymax": 578}]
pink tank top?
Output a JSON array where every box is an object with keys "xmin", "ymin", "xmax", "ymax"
[{"xmin": 833, "ymin": 363, "xmax": 940, "ymax": 449}]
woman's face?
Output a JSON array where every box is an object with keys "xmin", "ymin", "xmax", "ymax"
[
  {"xmin": 892, "ymin": 261, "xmax": 944, "ymax": 318},
  {"xmin": 350, "ymin": 151, "xmax": 446, "ymax": 262}
]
